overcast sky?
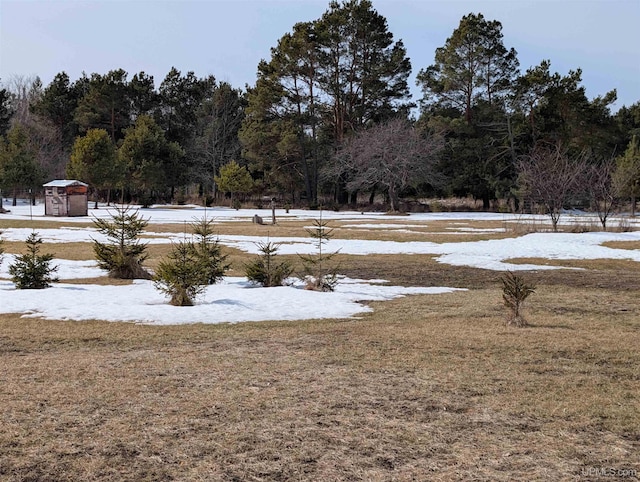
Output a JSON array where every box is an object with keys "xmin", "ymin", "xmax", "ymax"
[{"xmin": 1, "ymin": 0, "xmax": 638, "ymax": 111}]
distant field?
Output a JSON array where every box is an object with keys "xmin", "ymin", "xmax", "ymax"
[{"xmin": 0, "ymin": 207, "xmax": 639, "ymax": 480}]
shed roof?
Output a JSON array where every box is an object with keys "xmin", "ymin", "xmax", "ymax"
[{"xmin": 43, "ymin": 180, "xmax": 89, "ymax": 188}]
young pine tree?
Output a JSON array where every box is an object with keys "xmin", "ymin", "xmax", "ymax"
[
  {"xmin": 154, "ymin": 241, "xmax": 207, "ymax": 306},
  {"xmin": 190, "ymin": 217, "xmax": 230, "ymax": 284},
  {"xmin": 298, "ymin": 212, "xmax": 340, "ymax": 291},
  {"xmin": 93, "ymin": 205, "xmax": 152, "ymax": 279},
  {"xmin": 245, "ymin": 240, "xmax": 293, "ymax": 287},
  {"xmin": 154, "ymin": 218, "xmax": 230, "ymax": 306},
  {"xmin": 501, "ymin": 271, "xmax": 536, "ymax": 327},
  {"xmin": 9, "ymin": 232, "xmax": 59, "ymax": 289}
]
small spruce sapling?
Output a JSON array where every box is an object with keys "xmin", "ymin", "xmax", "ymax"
[
  {"xmin": 9, "ymin": 232, "xmax": 59, "ymax": 289},
  {"xmin": 154, "ymin": 241, "xmax": 207, "ymax": 306},
  {"xmin": 501, "ymin": 271, "xmax": 536, "ymax": 327},
  {"xmin": 298, "ymin": 211, "xmax": 339, "ymax": 291},
  {"xmin": 93, "ymin": 205, "xmax": 152, "ymax": 279},
  {"xmin": 245, "ymin": 240, "xmax": 293, "ymax": 287},
  {"xmin": 190, "ymin": 217, "xmax": 230, "ymax": 284},
  {"xmin": 153, "ymin": 217, "xmax": 230, "ymax": 306}
]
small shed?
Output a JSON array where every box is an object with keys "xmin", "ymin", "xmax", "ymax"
[{"xmin": 43, "ymin": 180, "xmax": 89, "ymax": 217}]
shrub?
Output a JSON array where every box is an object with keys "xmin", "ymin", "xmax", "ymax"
[
  {"xmin": 92, "ymin": 206, "xmax": 152, "ymax": 279},
  {"xmin": 9, "ymin": 232, "xmax": 59, "ymax": 289},
  {"xmin": 190, "ymin": 217, "xmax": 230, "ymax": 284},
  {"xmin": 154, "ymin": 241, "xmax": 207, "ymax": 306},
  {"xmin": 501, "ymin": 271, "xmax": 536, "ymax": 327},
  {"xmin": 245, "ymin": 241, "xmax": 293, "ymax": 287},
  {"xmin": 615, "ymin": 217, "xmax": 634, "ymax": 232}
]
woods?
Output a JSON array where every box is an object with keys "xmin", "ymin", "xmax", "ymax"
[{"xmin": 0, "ymin": 0, "xmax": 638, "ymax": 214}]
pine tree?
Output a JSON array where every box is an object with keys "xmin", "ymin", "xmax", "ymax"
[
  {"xmin": 613, "ymin": 136, "xmax": 640, "ymax": 215},
  {"xmin": 92, "ymin": 205, "xmax": 151, "ymax": 279},
  {"xmin": 9, "ymin": 232, "xmax": 59, "ymax": 289},
  {"xmin": 190, "ymin": 217, "xmax": 230, "ymax": 284},
  {"xmin": 501, "ymin": 271, "xmax": 535, "ymax": 327},
  {"xmin": 154, "ymin": 240, "xmax": 207, "ymax": 306},
  {"xmin": 154, "ymin": 217, "xmax": 229, "ymax": 306},
  {"xmin": 214, "ymin": 160, "xmax": 254, "ymax": 208},
  {"xmin": 245, "ymin": 240, "xmax": 293, "ymax": 287},
  {"xmin": 298, "ymin": 212, "xmax": 339, "ymax": 291}
]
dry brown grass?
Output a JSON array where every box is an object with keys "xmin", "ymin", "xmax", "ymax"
[
  {"xmin": 147, "ymin": 218, "xmax": 515, "ymax": 244},
  {"xmin": 603, "ymin": 241, "xmax": 640, "ymax": 251},
  {"xmin": 1, "ymin": 217, "xmax": 639, "ymax": 480},
  {"xmin": 504, "ymin": 257, "xmax": 640, "ymax": 272},
  {"xmin": 1, "ymin": 281, "xmax": 638, "ymax": 481}
]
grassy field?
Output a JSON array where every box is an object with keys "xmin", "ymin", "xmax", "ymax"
[{"xmin": 1, "ymin": 216, "xmax": 639, "ymax": 481}]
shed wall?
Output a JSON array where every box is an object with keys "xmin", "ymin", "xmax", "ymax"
[{"xmin": 67, "ymin": 193, "xmax": 88, "ymax": 216}]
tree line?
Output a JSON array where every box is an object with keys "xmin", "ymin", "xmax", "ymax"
[{"xmin": 1, "ymin": 0, "xmax": 639, "ymax": 213}]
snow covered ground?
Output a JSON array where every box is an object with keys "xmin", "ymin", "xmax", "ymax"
[{"xmin": 0, "ymin": 202, "xmax": 638, "ymax": 324}]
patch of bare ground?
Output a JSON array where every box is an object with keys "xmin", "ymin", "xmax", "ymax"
[
  {"xmin": 602, "ymin": 240, "xmax": 640, "ymax": 251},
  {"xmin": 336, "ymin": 253, "xmax": 640, "ymax": 291},
  {"xmin": 0, "ymin": 219, "xmax": 94, "ymax": 230},
  {"xmin": 0, "ymin": 282, "xmax": 638, "ymax": 481},
  {"xmin": 2, "ymin": 241, "xmax": 95, "ymax": 261}
]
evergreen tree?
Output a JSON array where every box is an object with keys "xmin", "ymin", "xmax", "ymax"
[
  {"xmin": 245, "ymin": 241, "xmax": 293, "ymax": 287},
  {"xmin": 417, "ymin": 13, "xmax": 520, "ymax": 209},
  {"xmin": 417, "ymin": 13, "xmax": 519, "ymax": 124},
  {"xmin": 514, "ymin": 61, "xmax": 618, "ymax": 158},
  {"xmin": 67, "ymin": 128, "xmax": 120, "ymax": 206},
  {"xmin": 214, "ymin": 160, "xmax": 254, "ymax": 207},
  {"xmin": 129, "ymin": 71, "xmax": 158, "ymax": 119},
  {"xmin": 118, "ymin": 115, "xmax": 184, "ymax": 204},
  {"xmin": 613, "ymin": 136, "xmax": 640, "ymax": 215},
  {"xmin": 9, "ymin": 232, "xmax": 59, "ymax": 289},
  {"xmin": 190, "ymin": 217, "xmax": 230, "ymax": 284},
  {"xmin": 154, "ymin": 240, "xmax": 207, "ymax": 306},
  {"xmin": 316, "ymin": 0, "xmax": 413, "ymax": 139},
  {"xmin": 92, "ymin": 205, "xmax": 151, "ymax": 279},
  {"xmin": 154, "ymin": 217, "xmax": 229, "ymax": 305},
  {"xmin": 30, "ymin": 71, "xmax": 81, "ymax": 149},
  {"xmin": 193, "ymin": 82, "xmax": 246, "ymax": 196},
  {"xmin": 240, "ymin": 0, "xmax": 412, "ymax": 205},
  {"xmin": 156, "ymin": 68, "xmax": 213, "ymax": 194},
  {"xmin": 0, "ymin": 81, "xmax": 14, "ymax": 137},
  {"xmin": 298, "ymin": 212, "xmax": 339, "ymax": 291},
  {"xmin": 74, "ymin": 69, "xmax": 132, "ymax": 142},
  {"xmin": 501, "ymin": 271, "xmax": 535, "ymax": 327},
  {"xmin": 240, "ymin": 23, "xmax": 321, "ymax": 204},
  {"xmin": 0, "ymin": 124, "xmax": 45, "ymax": 206}
]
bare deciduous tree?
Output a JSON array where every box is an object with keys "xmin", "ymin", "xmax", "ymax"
[
  {"xmin": 5, "ymin": 75, "xmax": 67, "ymax": 180},
  {"xmin": 517, "ymin": 141, "xmax": 588, "ymax": 231},
  {"xmin": 586, "ymin": 157, "xmax": 619, "ymax": 230},
  {"xmin": 330, "ymin": 118, "xmax": 443, "ymax": 212}
]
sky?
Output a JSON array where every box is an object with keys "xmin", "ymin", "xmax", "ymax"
[
  {"xmin": 1, "ymin": 0, "xmax": 639, "ymax": 112},
  {"xmin": 1, "ymin": 203, "xmax": 640, "ymax": 325}
]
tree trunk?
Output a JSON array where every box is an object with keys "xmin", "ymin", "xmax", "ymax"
[
  {"xmin": 482, "ymin": 193, "xmax": 491, "ymax": 211},
  {"xmin": 369, "ymin": 185, "xmax": 377, "ymax": 205},
  {"xmin": 388, "ymin": 185, "xmax": 398, "ymax": 212}
]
